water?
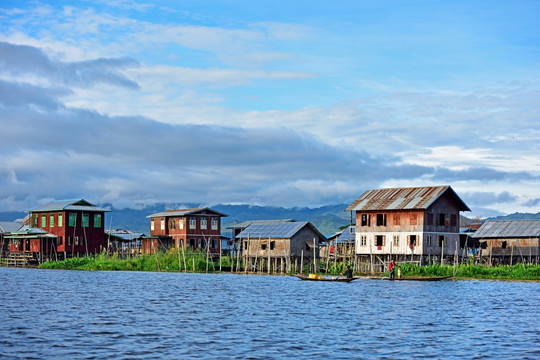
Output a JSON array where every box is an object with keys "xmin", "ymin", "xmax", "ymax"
[{"xmin": 0, "ymin": 268, "xmax": 538, "ymax": 359}]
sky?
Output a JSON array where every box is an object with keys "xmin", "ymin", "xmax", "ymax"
[{"xmin": 0, "ymin": 0, "xmax": 539, "ymax": 218}]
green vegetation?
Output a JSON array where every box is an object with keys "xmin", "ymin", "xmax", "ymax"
[
  {"xmin": 394, "ymin": 263, "xmax": 540, "ymax": 280},
  {"xmin": 39, "ymin": 248, "xmax": 239, "ymax": 272}
]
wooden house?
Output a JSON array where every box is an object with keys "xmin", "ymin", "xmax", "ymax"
[
  {"xmin": 236, "ymin": 221, "xmax": 326, "ymax": 273},
  {"xmin": 24, "ymin": 199, "xmax": 110, "ymax": 258},
  {"xmin": 471, "ymin": 220, "xmax": 540, "ymax": 265},
  {"xmin": 0, "ymin": 221, "xmax": 24, "ymax": 258},
  {"xmin": 145, "ymin": 207, "xmax": 228, "ymax": 254},
  {"xmin": 5, "ymin": 227, "xmax": 58, "ymax": 264},
  {"xmin": 346, "ymin": 185, "xmax": 470, "ymax": 268}
]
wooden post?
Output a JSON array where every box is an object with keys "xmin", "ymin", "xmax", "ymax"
[
  {"xmin": 440, "ymin": 237, "xmax": 445, "ymax": 266},
  {"xmin": 300, "ymin": 250, "xmax": 304, "ymax": 275},
  {"xmin": 268, "ymin": 237, "xmax": 271, "ymax": 274},
  {"xmin": 181, "ymin": 240, "xmax": 187, "ymax": 271},
  {"xmin": 510, "ymin": 241, "xmax": 514, "ymax": 266},
  {"xmin": 177, "ymin": 239, "xmax": 182, "ymax": 272}
]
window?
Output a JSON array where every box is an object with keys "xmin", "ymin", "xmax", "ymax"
[
  {"xmin": 69, "ymin": 213, "xmax": 76, "ymax": 227},
  {"xmin": 189, "ymin": 239, "xmax": 196, "ymax": 248},
  {"xmin": 375, "ymin": 235, "xmax": 385, "ymax": 246},
  {"xmin": 501, "ymin": 241, "xmax": 507, "ymax": 249},
  {"xmin": 58, "ymin": 213, "xmax": 63, "ymax": 227},
  {"xmin": 360, "ymin": 235, "xmax": 367, "ymax": 246},
  {"xmin": 361, "ymin": 214, "xmax": 370, "ymax": 226},
  {"xmin": 244, "ymin": 241, "xmax": 248, "ymax": 250},
  {"xmin": 82, "ymin": 213, "xmax": 89, "ymax": 228},
  {"xmin": 261, "ymin": 243, "xmax": 267, "ymax": 250},
  {"xmin": 49, "ymin": 214, "xmax": 55, "ymax": 227},
  {"xmin": 438, "ymin": 213, "xmax": 445, "ymax": 226},
  {"xmin": 160, "ymin": 218, "xmax": 165, "ymax": 230},
  {"xmin": 270, "ymin": 241, "xmax": 275, "ymax": 250},
  {"xmin": 74, "ymin": 236, "xmax": 80, "ymax": 246},
  {"xmin": 41, "ymin": 214, "xmax": 46, "ymax": 227},
  {"xmin": 410, "ymin": 214, "xmax": 417, "ymax": 225},
  {"xmin": 445, "ymin": 214, "xmax": 450, "ymax": 226},
  {"xmin": 211, "ymin": 217, "xmax": 218, "ymax": 230},
  {"xmin": 426, "ymin": 235, "xmax": 433, "ymax": 247},
  {"xmin": 68, "ymin": 236, "xmax": 72, "ymax": 245},
  {"xmin": 32, "ymin": 214, "xmax": 38, "ymax": 227},
  {"xmin": 438, "ymin": 235, "xmax": 445, "ymax": 247},
  {"xmin": 179, "ymin": 218, "xmax": 184, "ymax": 230},
  {"xmin": 200, "ymin": 217, "xmax": 207, "ymax": 230},
  {"xmin": 94, "ymin": 214, "xmax": 102, "ymax": 228},
  {"xmin": 168, "ymin": 218, "xmax": 176, "ymax": 230},
  {"xmin": 393, "ymin": 214, "xmax": 400, "ymax": 225},
  {"xmin": 211, "ymin": 239, "xmax": 218, "ymax": 249},
  {"xmin": 189, "ymin": 217, "xmax": 196, "ymax": 229},
  {"xmin": 393, "ymin": 235, "xmax": 399, "ymax": 247},
  {"xmin": 151, "ymin": 218, "xmax": 155, "ymax": 231},
  {"xmin": 409, "ymin": 235, "xmax": 417, "ymax": 246},
  {"xmin": 376, "ymin": 214, "xmax": 387, "ymax": 226}
]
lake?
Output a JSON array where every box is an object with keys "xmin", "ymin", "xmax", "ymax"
[{"xmin": 0, "ymin": 267, "xmax": 538, "ymax": 359}]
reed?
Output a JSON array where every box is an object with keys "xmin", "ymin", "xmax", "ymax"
[
  {"xmin": 397, "ymin": 263, "xmax": 540, "ymax": 280},
  {"xmin": 38, "ymin": 248, "xmax": 233, "ymax": 272}
]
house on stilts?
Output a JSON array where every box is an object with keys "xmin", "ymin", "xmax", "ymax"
[{"xmin": 346, "ymin": 185, "xmax": 471, "ymax": 272}]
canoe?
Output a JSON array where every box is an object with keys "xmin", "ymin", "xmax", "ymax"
[
  {"xmin": 293, "ymin": 274, "xmax": 357, "ymax": 282},
  {"xmin": 382, "ymin": 276, "xmax": 453, "ymax": 281}
]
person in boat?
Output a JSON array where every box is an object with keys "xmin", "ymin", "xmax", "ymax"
[
  {"xmin": 389, "ymin": 260, "xmax": 396, "ymax": 279},
  {"xmin": 343, "ymin": 265, "xmax": 353, "ymax": 279}
]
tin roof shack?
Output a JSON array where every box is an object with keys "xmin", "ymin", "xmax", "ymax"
[
  {"xmin": 27, "ymin": 199, "xmax": 110, "ymax": 259},
  {"xmin": 0, "ymin": 221, "xmax": 24, "ymax": 258},
  {"xmin": 346, "ymin": 185, "xmax": 470, "ymax": 270},
  {"xmin": 106, "ymin": 229, "xmax": 145, "ymax": 256},
  {"xmin": 236, "ymin": 221, "xmax": 326, "ymax": 274},
  {"xmin": 146, "ymin": 207, "xmax": 228, "ymax": 254},
  {"xmin": 5, "ymin": 227, "xmax": 58, "ymax": 264},
  {"xmin": 472, "ymin": 220, "xmax": 540, "ymax": 265}
]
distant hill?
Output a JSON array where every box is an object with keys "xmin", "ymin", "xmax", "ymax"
[
  {"xmin": 0, "ymin": 203, "xmax": 352, "ymax": 237},
  {"xmin": 3, "ymin": 206, "xmax": 538, "ymax": 238}
]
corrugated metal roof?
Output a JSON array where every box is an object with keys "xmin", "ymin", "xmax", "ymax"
[
  {"xmin": 336, "ymin": 226, "xmax": 355, "ymax": 243},
  {"xmin": 472, "ymin": 220, "xmax": 540, "ymax": 238},
  {"xmin": 5, "ymin": 226, "xmax": 57, "ymax": 238},
  {"xmin": 146, "ymin": 207, "xmax": 228, "ymax": 218},
  {"xmin": 0, "ymin": 221, "xmax": 24, "ymax": 233},
  {"xmin": 226, "ymin": 219, "xmax": 294, "ymax": 230},
  {"xmin": 346, "ymin": 185, "xmax": 470, "ymax": 212},
  {"xmin": 236, "ymin": 221, "xmax": 325, "ymax": 240},
  {"xmin": 28, "ymin": 199, "xmax": 110, "ymax": 213}
]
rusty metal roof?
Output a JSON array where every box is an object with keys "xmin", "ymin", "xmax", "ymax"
[
  {"xmin": 146, "ymin": 207, "xmax": 228, "ymax": 218},
  {"xmin": 346, "ymin": 185, "xmax": 470, "ymax": 212},
  {"xmin": 472, "ymin": 220, "xmax": 540, "ymax": 238}
]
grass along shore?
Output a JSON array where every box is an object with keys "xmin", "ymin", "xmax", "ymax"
[{"xmin": 37, "ymin": 249, "xmax": 540, "ymax": 280}]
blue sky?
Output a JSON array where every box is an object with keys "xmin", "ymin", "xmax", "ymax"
[{"xmin": 0, "ymin": 0, "xmax": 539, "ymax": 218}]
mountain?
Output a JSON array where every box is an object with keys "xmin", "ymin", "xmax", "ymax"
[{"xmin": 3, "ymin": 205, "xmax": 538, "ymax": 238}]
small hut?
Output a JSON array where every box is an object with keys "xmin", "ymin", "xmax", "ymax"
[{"xmin": 471, "ymin": 220, "xmax": 540, "ymax": 265}]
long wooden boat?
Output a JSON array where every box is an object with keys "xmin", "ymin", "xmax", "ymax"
[
  {"xmin": 293, "ymin": 274, "xmax": 357, "ymax": 282},
  {"xmin": 381, "ymin": 276, "xmax": 453, "ymax": 281}
]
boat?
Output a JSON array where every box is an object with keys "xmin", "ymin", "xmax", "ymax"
[
  {"xmin": 293, "ymin": 274, "xmax": 357, "ymax": 282},
  {"xmin": 381, "ymin": 276, "xmax": 453, "ymax": 281}
]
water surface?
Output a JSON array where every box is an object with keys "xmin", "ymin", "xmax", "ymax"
[{"xmin": 1, "ymin": 268, "xmax": 538, "ymax": 359}]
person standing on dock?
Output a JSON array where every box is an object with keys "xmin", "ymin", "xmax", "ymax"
[{"xmin": 389, "ymin": 260, "xmax": 396, "ymax": 279}]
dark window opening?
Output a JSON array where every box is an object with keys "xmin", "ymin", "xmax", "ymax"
[
  {"xmin": 375, "ymin": 235, "xmax": 385, "ymax": 246},
  {"xmin": 481, "ymin": 242, "xmax": 488, "ymax": 249},
  {"xmin": 270, "ymin": 241, "xmax": 275, "ymax": 250},
  {"xmin": 501, "ymin": 241, "xmax": 507, "ymax": 249},
  {"xmin": 376, "ymin": 214, "xmax": 387, "ymax": 226},
  {"xmin": 261, "ymin": 243, "xmax": 267, "ymax": 250},
  {"xmin": 361, "ymin": 214, "xmax": 370, "ymax": 226},
  {"xmin": 438, "ymin": 214, "xmax": 445, "ymax": 226},
  {"xmin": 409, "ymin": 235, "xmax": 417, "ymax": 246},
  {"xmin": 438, "ymin": 236, "xmax": 445, "ymax": 247}
]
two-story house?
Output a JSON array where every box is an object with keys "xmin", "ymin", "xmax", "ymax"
[
  {"xmin": 346, "ymin": 186, "xmax": 470, "ymax": 267},
  {"xmin": 145, "ymin": 208, "xmax": 228, "ymax": 254}
]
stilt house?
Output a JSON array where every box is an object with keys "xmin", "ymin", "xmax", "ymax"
[
  {"xmin": 144, "ymin": 207, "xmax": 228, "ymax": 254},
  {"xmin": 471, "ymin": 220, "xmax": 540, "ymax": 265},
  {"xmin": 346, "ymin": 185, "xmax": 470, "ymax": 267},
  {"xmin": 236, "ymin": 221, "xmax": 326, "ymax": 272},
  {"xmin": 23, "ymin": 199, "xmax": 110, "ymax": 259}
]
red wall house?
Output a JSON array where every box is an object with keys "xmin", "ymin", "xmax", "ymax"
[
  {"xmin": 145, "ymin": 208, "xmax": 228, "ymax": 254},
  {"xmin": 26, "ymin": 199, "xmax": 110, "ymax": 256}
]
